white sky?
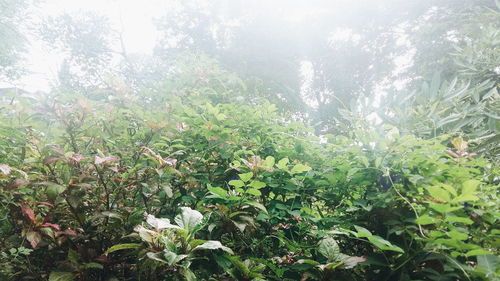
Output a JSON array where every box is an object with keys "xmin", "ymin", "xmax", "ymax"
[
  {"xmin": 10, "ymin": 0, "xmax": 414, "ymax": 101},
  {"xmin": 13, "ymin": 0, "xmax": 172, "ymax": 91}
]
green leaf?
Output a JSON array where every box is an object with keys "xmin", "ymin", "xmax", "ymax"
[
  {"xmin": 465, "ymin": 249, "xmax": 491, "ymax": 257},
  {"xmin": 368, "ymin": 235, "xmax": 404, "ymax": 253},
  {"xmin": 248, "ymin": 181, "xmax": 266, "ymax": 189},
  {"xmin": 276, "ymin": 158, "xmax": 289, "ymax": 170},
  {"xmin": 353, "ymin": 226, "xmax": 372, "ymax": 238},
  {"xmin": 446, "ymin": 230, "xmax": 468, "ymax": 241},
  {"xmin": 444, "ymin": 216, "xmax": 473, "ymax": 225},
  {"xmin": 175, "ymin": 207, "xmax": 204, "ymax": 231},
  {"xmin": 80, "ymin": 262, "xmax": 104, "ymax": 270},
  {"xmin": 246, "ymin": 188, "xmax": 262, "ymax": 196},
  {"xmin": 415, "ymin": 215, "xmax": 436, "ymax": 225},
  {"xmin": 180, "ymin": 268, "xmax": 197, "ymax": 281},
  {"xmin": 297, "ymin": 259, "xmax": 320, "ymax": 266},
  {"xmin": 264, "ymin": 156, "xmax": 275, "ymax": 168},
  {"xmin": 245, "ymin": 201, "xmax": 268, "ymax": 214},
  {"xmin": 425, "ymin": 185, "xmax": 450, "ymax": 202},
  {"xmin": 105, "ymin": 243, "xmax": 141, "ymax": 255},
  {"xmin": 477, "ymin": 255, "xmax": 499, "ymax": 277},
  {"xmin": 67, "ymin": 249, "xmax": 80, "ymax": 264},
  {"xmin": 429, "ymin": 203, "xmax": 462, "ymax": 214},
  {"xmin": 462, "ymin": 180, "xmax": 481, "ymax": 194},
  {"xmin": 162, "ymin": 250, "xmax": 188, "ymax": 266},
  {"xmin": 318, "ymin": 237, "xmax": 340, "ymax": 262},
  {"xmin": 208, "ymin": 186, "xmax": 227, "ymax": 198},
  {"xmin": 193, "ymin": 240, "xmax": 234, "ymax": 254},
  {"xmin": 49, "ymin": 272, "xmax": 75, "ymax": 281},
  {"xmin": 291, "ymin": 163, "xmax": 311, "ymax": 174},
  {"xmin": 229, "ymin": 180, "xmax": 245, "ymax": 188},
  {"xmin": 46, "ymin": 184, "xmax": 67, "ymax": 201},
  {"xmin": 239, "ymin": 172, "xmax": 254, "ymax": 182},
  {"xmin": 451, "ymin": 193, "xmax": 479, "ymax": 203}
]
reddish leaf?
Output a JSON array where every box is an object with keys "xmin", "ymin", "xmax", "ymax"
[
  {"xmin": 95, "ymin": 155, "xmax": 119, "ymax": 165},
  {"xmin": 58, "ymin": 229, "xmax": 78, "ymax": 237},
  {"xmin": 69, "ymin": 153, "xmax": 84, "ymax": 163},
  {"xmin": 40, "ymin": 223, "xmax": 61, "ymax": 231},
  {"xmin": 108, "ymin": 166, "xmax": 119, "ymax": 173},
  {"xmin": 342, "ymin": 256, "xmax": 367, "ymax": 269},
  {"xmin": 26, "ymin": 231, "xmax": 42, "ymax": 248},
  {"xmin": 43, "ymin": 156, "xmax": 64, "ymax": 165},
  {"xmin": 0, "ymin": 164, "xmax": 11, "ymax": 176},
  {"xmin": 20, "ymin": 204, "xmax": 36, "ymax": 224},
  {"xmin": 50, "ymin": 146, "xmax": 65, "ymax": 155},
  {"xmin": 36, "ymin": 201, "xmax": 54, "ymax": 207},
  {"xmin": 95, "ymin": 255, "xmax": 109, "ymax": 263}
]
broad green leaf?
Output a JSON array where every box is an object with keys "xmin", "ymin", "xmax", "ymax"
[
  {"xmin": 462, "ymin": 180, "xmax": 481, "ymax": 194},
  {"xmin": 180, "ymin": 268, "xmax": 197, "ymax": 281},
  {"xmin": 246, "ymin": 188, "xmax": 262, "ymax": 196},
  {"xmin": 429, "ymin": 203, "xmax": 462, "ymax": 214},
  {"xmin": 477, "ymin": 255, "xmax": 499, "ymax": 277},
  {"xmin": 425, "ymin": 185, "xmax": 450, "ymax": 202},
  {"xmin": 208, "ymin": 186, "xmax": 227, "ymax": 198},
  {"xmin": 80, "ymin": 262, "xmax": 104, "ymax": 270},
  {"xmin": 465, "ymin": 249, "xmax": 491, "ymax": 257},
  {"xmin": 49, "ymin": 272, "xmax": 75, "ymax": 281},
  {"xmin": 175, "ymin": 207, "xmax": 204, "ymax": 231},
  {"xmin": 229, "ymin": 180, "xmax": 245, "ymax": 188},
  {"xmin": 318, "ymin": 237, "xmax": 340, "ymax": 262},
  {"xmin": 440, "ymin": 184, "xmax": 457, "ymax": 197},
  {"xmin": 264, "ymin": 156, "xmax": 275, "ymax": 168},
  {"xmin": 451, "ymin": 193, "xmax": 479, "ymax": 203},
  {"xmin": 446, "ymin": 230, "xmax": 468, "ymax": 241},
  {"xmin": 353, "ymin": 226, "xmax": 372, "ymax": 238},
  {"xmin": 193, "ymin": 240, "xmax": 234, "ymax": 254},
  {"xmin": 368, "ymin": 236, "xmax": 404, "ymax": 253},
  {"xmin": 163, "ymin": 250, "xmax": 188, "ymax": 266},
  {"xmin": 245, "ymin": 201, "xmax": 268, "ymax": 214},
  {"xmin": 291, "ymin": 163, "xmax": 311, "ymax": 174},
  {"xmin": 248, "ymin": 181, "xmax": 266, "ymax": 189},
  {"xmin": 105, "ymin": 243, "xmax": 141, "ymax": 255},
  {"xmin": 276, "ymin": 158, "xmax": 289, "ymax": 170},
  {"xmin": 46, "ymin": 184, "xmax": 67, "ymax": 201},
  {"xmin": 444, "ymin": 216, "xmax": 473, "ymax": 225},
  {"xmin": 239, "ymin": 172, "xmax": 254, "ymax": 182},
  {"xmin": 415, "ymin": 215, "xmax": 436, "ymax": 225}
]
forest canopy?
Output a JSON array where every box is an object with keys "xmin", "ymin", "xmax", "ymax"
[{"xmin": 0, "ymin": 0, "xmax": 499, "ymax": 280}]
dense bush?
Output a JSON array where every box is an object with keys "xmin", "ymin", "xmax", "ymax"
[{"xmin": 0, "ymin": 66, "xmax": 498, "ymax": 281}]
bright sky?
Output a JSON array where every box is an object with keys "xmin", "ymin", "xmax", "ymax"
[
  {"xmin": 12, "ymin": 0, "xmax": 413, "ymax": 100},
  {"xmin": 17, "ymin": 0, "xmax": 171, "ymax": 91}
]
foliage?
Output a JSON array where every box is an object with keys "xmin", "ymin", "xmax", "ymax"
[
  {"xmin": 0, "ymin": 0, "xmax": 31, "ymax": 80},
  {"xmin": 1, "ymin": 67, "xmax": 498, "ymax": 280},
  {"xmin": 0, "ymin": 1, "xmax": 499, "ymax": 281}
]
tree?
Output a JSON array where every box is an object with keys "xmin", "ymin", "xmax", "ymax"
[{"xmin": 0, "ymin": 0, "xmax": 30, "ymax": 81}]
